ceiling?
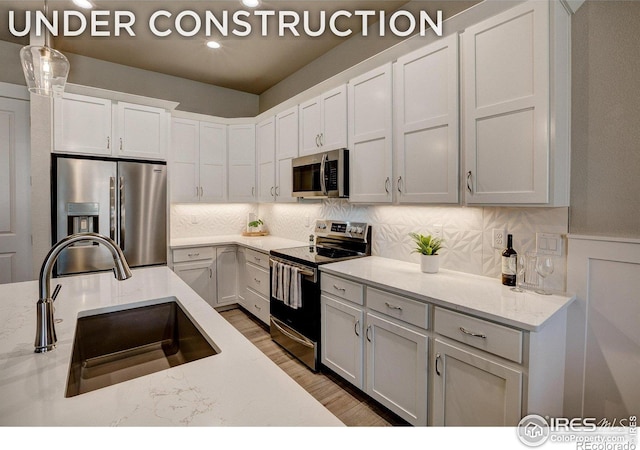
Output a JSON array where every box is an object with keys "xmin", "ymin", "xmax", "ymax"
[{"xmin": 0, "ymin": 0, "xmax": 469, "ymax": 95}]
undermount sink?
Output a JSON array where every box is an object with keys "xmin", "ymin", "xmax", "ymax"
[{"xmin": 65, "ymin": 297, "xmax": 219, "ymax": 398}]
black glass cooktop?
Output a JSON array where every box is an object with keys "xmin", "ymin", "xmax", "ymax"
[{"xmin": 270, "ymin": 246, "xmax": 366, "ymax": 268}]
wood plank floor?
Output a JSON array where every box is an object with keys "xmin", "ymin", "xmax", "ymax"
[{"xmin": 219, "ymin": 307, "xmax": 408, "ymax": 427}]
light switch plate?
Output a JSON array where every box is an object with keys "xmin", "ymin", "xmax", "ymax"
[{"xmin": 536, "ymin": 233, "xmax": 563, "ymax": 256}]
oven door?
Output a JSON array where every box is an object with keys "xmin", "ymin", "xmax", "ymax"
[{"xmin": 269, "ymin": 258, "xmax": 320, "ymax": 371}]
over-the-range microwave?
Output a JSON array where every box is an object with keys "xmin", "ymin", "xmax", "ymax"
[{"xmin": 292, "ymin": 148, "xmax": 349, "ymax": 198}]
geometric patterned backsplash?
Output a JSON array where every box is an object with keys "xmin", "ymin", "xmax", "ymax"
[{"xmin": 172, "ymin": 200, "xmax": 569, "ymax": 292}]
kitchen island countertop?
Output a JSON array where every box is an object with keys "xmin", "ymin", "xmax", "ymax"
[{"xmin": 0, "ymin": 266, "xmax": 342, "ymax": 426}]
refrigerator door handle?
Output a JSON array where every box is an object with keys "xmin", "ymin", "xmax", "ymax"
[
  {"xmin": 119, "ymin": 176, "xmax": 125, "ymax": 251},
  {"xmin": 109, "ymin": 177, "xmax": 116, "ymax": 241}
]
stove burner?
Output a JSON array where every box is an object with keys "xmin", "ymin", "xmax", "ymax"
[{"xmin": 315, "ymin": 246, "xmax": 358, "ymax": 259}]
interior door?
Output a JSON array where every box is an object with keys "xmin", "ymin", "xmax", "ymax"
[{"xmin": 0, "ymin": 96, "xmax": 31, "ymax": 283}]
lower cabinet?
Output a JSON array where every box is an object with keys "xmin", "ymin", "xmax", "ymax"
[
  {"xmin": 320, "ymin": 290, "xmax": 429, "ymax": 426},
  {"xmin": 240, "ymin": 248, "xmax": 271, "ymax": 325},
  {"xmin": 215, "ymin": 246, "xmax": 238, "ymax": 307},
  {"xmin": 432, "ymin": 338, "xmax": 522, "ymax": 426}
]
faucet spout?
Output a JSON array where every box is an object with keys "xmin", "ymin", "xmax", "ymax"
[{"xmin": 35, "ymin": 232, "xmax": 132, "ymax": 353}]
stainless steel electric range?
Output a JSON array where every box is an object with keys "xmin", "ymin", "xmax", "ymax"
[{"xmin": 269, "ymin": 220, "xmax": 371, "ymax": 371}]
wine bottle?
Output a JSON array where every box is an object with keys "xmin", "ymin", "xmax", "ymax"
[{"xmin": 501, "ymin": 234, "xmax": 517, "ymax": 286}]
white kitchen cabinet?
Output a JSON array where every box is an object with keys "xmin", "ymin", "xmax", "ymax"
[
  {"xmin": 170, "ymin": 118, "xmax": 227, "ymax": 203},
  {"xmin": 172, "ymin": 247, "xmax": 216, "ymax": 308},
  {"xmin": 216, "ymin": 246, "xmax": 238, "ymax": 307},
  {"xmin": 321, "ymin": 294, "xmax": 365, "ymax": 389},
  {"xmin": 242, "ymin": 248, "xmax": 271, "ymax": 325},
  {"xmin": 299, "ymin": 85, "xmax": 347, "ymax": 156},
  {"xmin": 366, "ymin": 312, "xmax": 428, "ymax": 426},
  {"xmin": 393, "ymin": 34, "xmax": 459, "ymax": 204},
  {"xmin": 462, "ymin": 0, "xmax": 570, "ymax": 205},
  {"xmin": 53, "ymin": 92, "xmax": 112, "ymax": 156},
  {"xmin": 432, "ymin": 338, "xmax": 522, "ymax": 426},
  {"xmin": 236, "ymin": 247, "xmax": 247, "ymax": 308},
  {"xmin": 274, "ymin": 106, "xmax": 299, "ymax": 203},
  {"xmin": 348, "ymin": 63, "xmax": 393, "ymax": 203},
  {"xmin": 54, "ymin": 93, "xmax": 168, "ymax": 160},
  {"xmin": 115, "ymin": 102, "xmax": 168, "ymax": 160},
  {"xmin": 228, "ymin": 124, "xmax": 256, "ymax": 202},
  {"xmin": 256, "ymin": 116, "xmax": 276, "ymax": 202}
]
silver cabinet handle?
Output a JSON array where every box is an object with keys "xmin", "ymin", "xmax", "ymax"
[
  {"xmin": 316, "ymin": 134, "xmax": 321, "ymax": 147},
  {"xmin": 196, "ymin": 186, "xmax": 199, "ymax": 197},
  {"xmin": 397, "ymin": 176, "xmax": 403, "ymax": 193},
  {"xmin": 459, "ymin": 326, "xmax": 487, "ymax": 339},
  {"xmin": 466, "ymin": 171, "xmax": 473, "ymax": 193},
  {"xmin": 275, "ymin": 186, "xmax": 280, "ymax": 196},
  {"xmin": 254, "ymin": 304, "xmax": 261, "ymax": 311},
  {"xmin": 251, "ymin": 186, "xmax": 255, "ymax": 197},
  {"xmin": 188, "ymin": 252, "xmax": 200, "ymax": 257},
  {"xmin": 270, "ymin": 186, "xmax": 275, "ymax": 197},
  {"xmin": 366, "ymin": 325, "xmax": 372, "ymax": 342},
  {"xmin": 354, "ymin": 320, "xmax": 360, "ymax": 337},
  {"xmin": 209, "ymin": 267, "xmax": 213, "ymax": 278},
  {"xmin": 254, "ymin": 256, "xmax": 261, "ymax": 262},
  {"xmin": 333, "ymin": 284, "xmax": 346, "ymax": 292},
  {"xmin": 435, "ymin": 353, "xmax": 442, "ymax": 376},
  {"xmin": 119, "ymin": 138, "xmax": 123, "ymax": 151},
  {"xmin": 200, "ymin": 186, "xmax": 203, "ymax": 197},
  {"xmin": 119, "ymin": 176, "xmax": 125, "ymax": 251},
  {"xmin": 384, "ymin": 177, "xmax": 390, "ymax": 193},
  {"xmin": 385, "ymin": 302, "xmax": 402, "ymax": 311},
  {"xmin": 320, "ymin": 133, "xmax": 324, "ymax": 146},
  {"xmin": 107, "ymin": 136, "xmax": 110, "ymax": 150}
]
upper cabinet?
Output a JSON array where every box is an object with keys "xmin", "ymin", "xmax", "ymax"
[
  {"xmin": 170, "ymin": 118, "xmax": 226, "ymax": 203},
  {"xmin": 462, "ymin": 0, "xmax": 570, "ymax": 206},
  {"xmin": 54, "ymin": 93, "xmax": 169, "ymax": 160},
  {"xmin": 299, "ymin": 85, "xmax": 347, "ymax": 156},
  {"xmin": 393, "ymin": 34, "xmax": 459, "ymax": 204},
  {"xmin": 256, "ymin": 116, "xmax": 276, "ymax": 202},
  {"xmin": 227, "ymin": 124, "xmax": 256, "ymax": 203},
  {"xmin": 348, "ymin": 63, "xmax": 393, "ymax": 204},
  {"xmin": 274, "ymin": 106, "xmax": 299, "ymax": 203}
]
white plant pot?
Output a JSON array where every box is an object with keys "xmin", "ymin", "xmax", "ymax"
[{"xmin": 420, "ymin": 254, "xmax": 441, "ymax": 273}]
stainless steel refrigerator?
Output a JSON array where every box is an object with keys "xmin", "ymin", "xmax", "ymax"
[{"xmin": 53, "ymin": 155, "xmax": 167, "ymax": 277}]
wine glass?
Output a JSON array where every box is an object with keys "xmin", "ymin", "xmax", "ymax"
[
  {"xmin": 510, "ymin": 254, "xmax": 526, "ymax": 292},
  {"xmin": 535, "ymin": 256, "xmax": 554, "ymax": 295}
]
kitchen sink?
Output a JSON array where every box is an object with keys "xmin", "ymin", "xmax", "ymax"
[{"xmin": 65, "ymin": 297, "xmax": 219, "ymax": 398}]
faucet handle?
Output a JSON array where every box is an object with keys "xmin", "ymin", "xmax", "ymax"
[{"xmin": 52, "ymin": 284, "xmax": 61, "ymax": 302}]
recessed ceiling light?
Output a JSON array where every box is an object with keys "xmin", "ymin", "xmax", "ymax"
[
  {"xmin": 72, "ymin": 0, "xmax": 94, "ymax": 9},
  {"xmin": 206, "ymin": 41, "xmax": 221, "ymax": 49},
  {"xmin": 242, "ymin": 0, "xmax": 260, "ymax": 8}
]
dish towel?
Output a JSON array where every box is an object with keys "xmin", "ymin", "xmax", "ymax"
[
  {"xmin": 271, "ymin": 261, "xmax": 283, "ymax": 301},
  {"xmin": 289, "ymin": 266, "xmax": 301, "ymax": 309}
]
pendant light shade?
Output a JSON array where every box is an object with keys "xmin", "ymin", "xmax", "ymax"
[{"xmin": 20, "ymin": 45, "xmax": 70, "ymax": 97}]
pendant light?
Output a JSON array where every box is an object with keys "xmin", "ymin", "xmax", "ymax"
[{"xmin": 19, "ymin": 0, "xmax": 70, "ymax": 98}]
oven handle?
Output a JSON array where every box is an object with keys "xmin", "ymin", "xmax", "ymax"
[
  {"xmin": 271, "ymin": 317, "xmax": 315, "ymax": 349},
  {"xmin": 269, "ymin": 257, "xmax": 316, "ymax": 280}
]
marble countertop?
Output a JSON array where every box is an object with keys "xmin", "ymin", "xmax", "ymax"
[
  {"xmin": 0, "ymin": 267, "xmax": 342, "ymax": 426},
  {"xmin": 320, "ymin": 256, "xmax": 575, "ymax": 332},
  {"xmin": 170, "ymin": 235, "xmax": 307, "ymax": 253}
]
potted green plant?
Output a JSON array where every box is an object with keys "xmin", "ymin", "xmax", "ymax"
[
  {"xmin": 248, "ymin": 218, "xmax": 264, "ymax": 233},
  {"xmin": 409, "ymin": 232, "xmax": 444, "ymax": 273}
]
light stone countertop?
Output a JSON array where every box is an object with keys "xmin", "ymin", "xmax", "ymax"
[
  {"xmin": 320, "ymin": 256, "xmax": 575, "ymax": 332},
  {"xmin": 170, "ymin": 235, "xmax": 307, "ymax": 253},
  {"xmin": 0, "ymin": 266, "xmax": 343, "ymax": 426}
]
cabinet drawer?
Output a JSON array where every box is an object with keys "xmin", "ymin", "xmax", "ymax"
[
  {"xmin": 173, "ymin": 246, "xmax": 215, "ymax": 263},
  {"xmin": 246, "ymin": 262, "xmax": 269, "ymax": 297},
  {"xmin": 245, "ymin": 288, "xmax": 270, "ymax": 325},
  {"xmin": 434, "ymin": 307, "xmax": 523, "ymax": 363},
  {"xmin": 246, "ymin": 248, "xmax": 269, "ymax": 269},
  {"xmin": 367, "ymin": 287, "xmax": 429, "ymax": 330},
  {"xmin": 321, "ymin": 273, "xmax": 363, "ymax": 305}
]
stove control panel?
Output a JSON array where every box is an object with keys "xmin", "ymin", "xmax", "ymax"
[{"xmin": 315, "ymin": 220, "xmax": 369, "ymax": 240}]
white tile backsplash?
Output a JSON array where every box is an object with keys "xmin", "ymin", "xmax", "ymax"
[{"xmin": 171, "ymin": 200, "xmax": 569, "ymax": 291}]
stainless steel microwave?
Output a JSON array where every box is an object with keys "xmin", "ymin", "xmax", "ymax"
[{"xmin": 292, "ymin": 149, "xmax": 349, "ymax": 198}]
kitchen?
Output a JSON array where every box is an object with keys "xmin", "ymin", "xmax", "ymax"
[{"xmin": 0, "ymin": 0, "xmax": 638, "ymax": 446}]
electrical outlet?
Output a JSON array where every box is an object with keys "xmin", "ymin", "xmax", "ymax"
[
  {"xmin": 432, "ymin": 224, "xmax": 443, "ymax": 239},
  {"xmin": 191, "ymin": 215, "xmax": 198, "ymax": 224},
  {"xmin": 493, "ymin": 229, "xmax": 506, "ymax": 249},
  {"xmin": 536, "ymin": 233, "xmax": 563, "ymax": 256}
]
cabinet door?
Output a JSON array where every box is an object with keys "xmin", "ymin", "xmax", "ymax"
[
  {"xmin": 432, "ymin": 338, "xmax": 523, "ymax": 426},
  {"xmin": 216, "ymin": 246, "xmax": 238, "ymax": 306},
  {"xmin": 173, "ymin": 260, "xmax": 216, "ymax": 308},
  {"xmin": 170, "ymin": 118, "xmax": 200, "ymax": 203},
  {"xmin": 321, "ymin": 294, "xmax": 364, "ymax": 389},
  {"xmin": 320, "ymin": 85, "xmax": 347, "ymax": 151},
  {"xmin": 53, "ymin": 93, "xmax": 112, "ymax": 155},
  {"xmin": 463, "ymin": 1, "xmax": 549, "ymax": 204},
  {"xmin": 256, "ymin": 117, "xmax": 276, "ymax": 202},
  {"xmin": 116, "ymin": 102, "xmax": 167, "ymax": 160},
  {"xmin": 394, "ymin": 34, "xmax": 459, "ymax": 204},
  {"xmin": 348, "ymin": 63, "xmax": 393, "ymax": 203},
  {"xmin": 275, "ymin": 106, "xmax": 298, "ymax": 203},
  {"xmin": 236, "ymin": 247, "xmax": 247, "ymax": 307},
  {"xmin": 199, "ymin": 122, "xmax": 227, "ymax": 202},
  {"xmin": 298, "ymin": 97, "xmax": 322, "ymax": 156},
  {"xmin": 365, "ymin": 312, "xmax": 428, "ymax": 426},
  {"xmin": 228, "ymin": 124, "xmax": 256, "ymax": 202}
]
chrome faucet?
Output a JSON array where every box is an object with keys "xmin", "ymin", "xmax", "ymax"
[{"xmin": 35, "ymin": 232, "xmax": 132, "ymax": 353}]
